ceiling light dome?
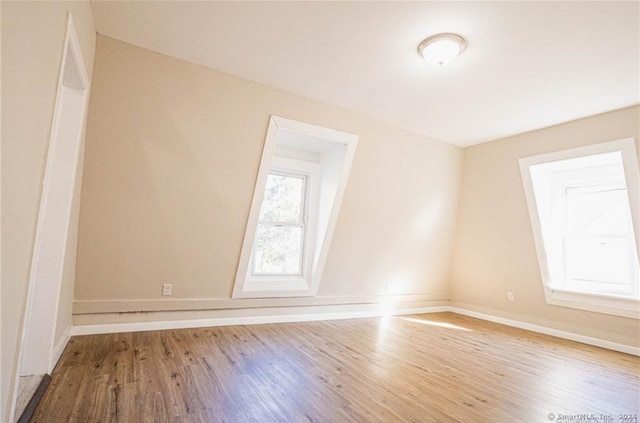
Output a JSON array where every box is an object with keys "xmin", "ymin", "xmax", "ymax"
[{"xmin": 418, "ymin": 33, "xmax": 466, "ymax": 67}]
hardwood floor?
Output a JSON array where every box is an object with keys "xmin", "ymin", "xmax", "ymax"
[{"xmin": 32, "ymin": 313, "xmax": 639, "ymax": 422}]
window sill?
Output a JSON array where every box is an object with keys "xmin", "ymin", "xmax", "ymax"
[
  {"xmin": 233, "ymin": 277, "xmax": 314, "ymax": 299},
  {"xmin": 545, "ymin": 286, "xmax": 639, "ymax": 319}
]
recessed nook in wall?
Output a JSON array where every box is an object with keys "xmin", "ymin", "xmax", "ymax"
[{"xmin": 232, "ymin": 116, "xmax": 358, "ymax": 299}]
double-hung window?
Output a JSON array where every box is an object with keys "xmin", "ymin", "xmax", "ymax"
[
  {"xmin": 250, "ymin": 157, "xmax": 319, "ymax": 288},
  {"xmin": 562, "ymin": 176, "xmax": 637, "ymax": 297},
  {"xmin": 253, "ymin": 170, "xmax": 309, "ymax": 277}
]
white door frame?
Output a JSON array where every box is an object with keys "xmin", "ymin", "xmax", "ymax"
[{"xmin": 10, "ymin": 12, "xmax": 90, "ymax": 422}]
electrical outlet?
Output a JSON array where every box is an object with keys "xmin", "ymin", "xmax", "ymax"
[
  {"xmin": 162, "ymin": 283, "xmax": 173, "ymax": 296},
  {"xmin": 507, "ymin": 292, "xmax": 515, "ymax": 302}
]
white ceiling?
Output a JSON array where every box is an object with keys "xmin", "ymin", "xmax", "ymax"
[{"xmin": 91, "ymin": 1, "xmax": 639, "ymax": 147}]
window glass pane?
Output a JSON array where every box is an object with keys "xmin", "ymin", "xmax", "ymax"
[
  {"xmin": 566, "ymin": 238, "xmax": 630, "ymax": 286},
  {"xmin": 565, "ymin": 186, "xmax": 634, "ymax": 290},
  {"xmin": 259, "ymin": 174, "xmax": 304, "ymax": 223},
  {"xmin": 566, "ymin": 187, "xmax": 628, "ymax": 236},
  {"xmin": 253, "ymin": 224, "xmax": 302, "ymax": 274}
]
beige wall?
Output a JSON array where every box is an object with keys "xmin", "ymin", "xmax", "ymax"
[
  {"xmin": 74, "ymin": 35, "xmax": 463, "ymax": 317},
  {"xmin": 451, "ymin": 106, "xmax": 640, "ymax": 348},
  {"xmin": 1, "ymin": 2, "xmax": 95, "ymax": 421}
]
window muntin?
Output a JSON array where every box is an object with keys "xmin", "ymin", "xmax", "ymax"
[{"xmin": 252, "ymin": 172, "xmax": 308, "ymax": 276}]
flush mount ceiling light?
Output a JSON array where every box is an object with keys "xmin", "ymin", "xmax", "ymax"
[{"xmin": 418, "ymin": 33, "xmax": 466, "ymax": 67}]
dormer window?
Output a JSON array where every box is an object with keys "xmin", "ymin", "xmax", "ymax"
[
  {"xmin": 233, "ymin": 117, "xmax": 358, "ymax": 298},
  {"xmin": 519, "ymin": 139, "xmax": 640, "ymax": 319}
]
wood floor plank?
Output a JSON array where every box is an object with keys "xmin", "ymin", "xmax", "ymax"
[{"xmin": 31, "ymin": 313, "xmax": 640, "ymax": 422}]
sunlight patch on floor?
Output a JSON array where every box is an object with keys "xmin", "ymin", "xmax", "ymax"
[{"xmin": 400, "ymin": 317, "xmax": 473, "ymax": 332}]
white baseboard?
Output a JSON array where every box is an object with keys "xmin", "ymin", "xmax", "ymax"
[
  {"xmin": 449, "ymin": 307, "xmax": 640, "ymax": 356},
  {"xmin": 51, "ymin": 325, "xmax": 72, "ymax": 372},
  {"xmin": 72, "ymin": 293, "xmax": 441, "ymax": 314},
  {"xmin": 70, "ymin": 306, "xmax": 450, "ymax": 336},
  {"xmin": 69, "ymin": 305, "xmax": 639, "ymax": 357}
]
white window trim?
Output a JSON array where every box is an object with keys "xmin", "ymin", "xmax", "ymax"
[
  {"xmin": 233, "ymin": 116, "xmax": 358, "ymax": 298},
  {"xmin": 519, "ymin": 138, "xmax": 640, "ymax": 319}
]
